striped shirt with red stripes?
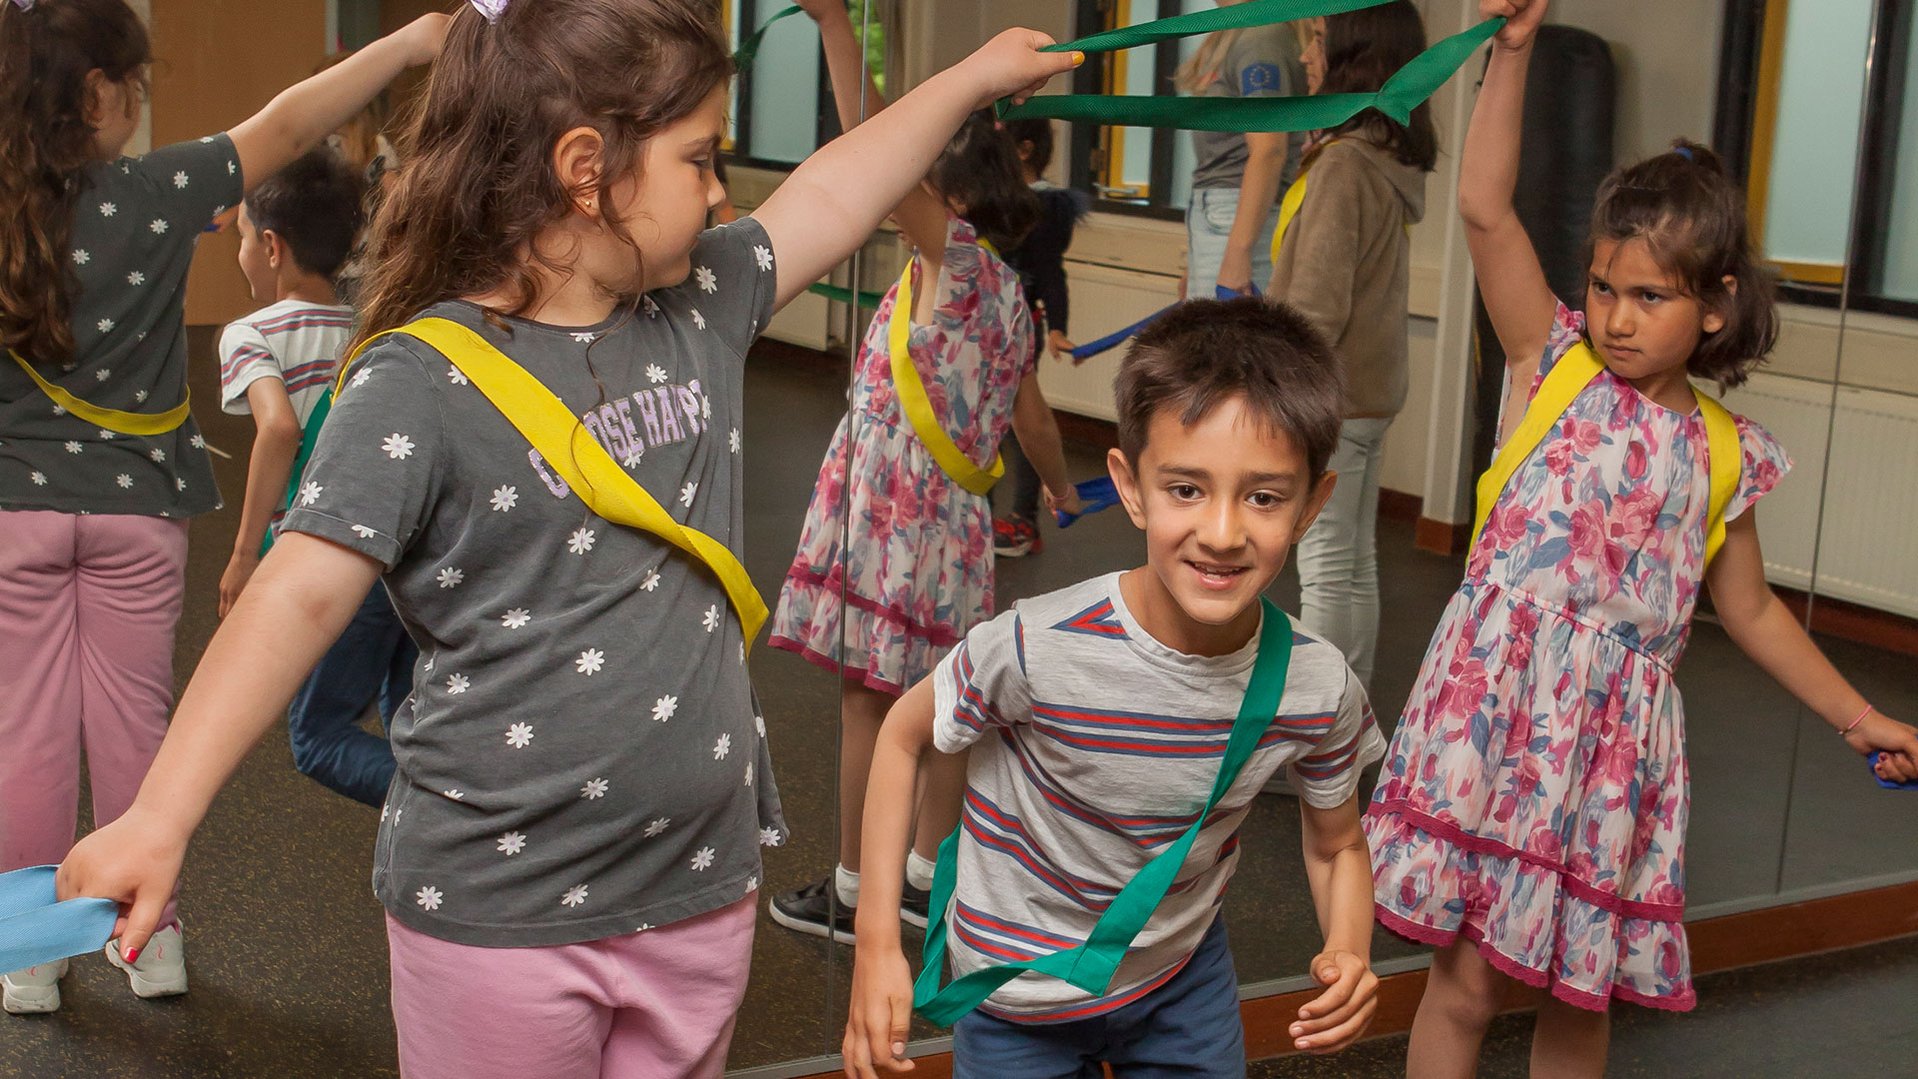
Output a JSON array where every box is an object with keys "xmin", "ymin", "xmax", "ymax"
[{"xmin": 931, "ymin": 572, "xmax": 1385, "ymax": 1021}]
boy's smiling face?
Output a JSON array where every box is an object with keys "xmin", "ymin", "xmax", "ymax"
[{"xmin": 1109, "ymin": 394, "xmax": 1335, "ymax": 657}]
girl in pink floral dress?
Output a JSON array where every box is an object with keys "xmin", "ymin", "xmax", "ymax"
[
  {"xmin": 766, "ymin": 2, "xmax": 1079, "ymax": 943},
  {"xmin": 1366, "ymin": 3, "xmax": 1918, "ymax": 1075}
]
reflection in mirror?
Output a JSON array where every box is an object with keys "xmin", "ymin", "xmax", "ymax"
[{"xmin": 1766, "ymin": 0, "xmax": 1918, "ymax": 899}]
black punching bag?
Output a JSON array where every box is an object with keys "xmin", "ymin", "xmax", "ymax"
[{"xmin": 1470, "ymin": 25, "xmax": 1616, "ymax": 478}]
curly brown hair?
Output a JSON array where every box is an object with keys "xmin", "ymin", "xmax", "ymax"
[
  {"xmin": 350, "ymin": 0, "xmax": 732, "ymax": 354},
  {"xmin": 1588, "ymin": 139, "xmax": 1779, "ymax": 389},
  {"xmin": 0, "ymin": 0, "xmax": 150, "ymax": 369}
]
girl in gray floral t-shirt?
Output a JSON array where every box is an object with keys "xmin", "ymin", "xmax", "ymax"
[{"xmin": 57, "ymin": 1, "xmax": 1081, "ymax": 1075}]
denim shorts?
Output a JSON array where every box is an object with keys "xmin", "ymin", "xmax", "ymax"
[
  {"xmin": 1185, "ymin": 187, "xmax": 1280, "ymax": 298},
  {"xmin": 951, "ymin": 916, "xmax": 1246, "ymax": 1079}
]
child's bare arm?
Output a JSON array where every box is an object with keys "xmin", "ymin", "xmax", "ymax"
[
  {"xmin": 1707, "ymin": 513, "xmax": 1918, "ymax": 781},
  {"xmin": 757, "ymin": 31, "xmax": 1080, "ymax": 310},
  {"xmin": 1010, "ymin": 372, "xmax": 1079, "ymax": 516},
  {"xmin": 1293, "ymin": 794, "xmax": 1380, "ymax": 1053},
  {"xmin": 58, "ymin": 534, "xmax": 383, "ymax": 959},
  {"xmin": 799, "ymin": 2, "xmax": 952, "ymax": 269},
  {"xmin": 800, "ymin": 3, "xmax": 949, "ymax": 266},
  {"xmin": 845, "ymin": 677, "xmax": 956, "ymax": 1076},
  {"xmin": 228, "ymin": 16, "xmax": 447, "ymax": 197},
  {"xmin": 1463, "ymin": 1, "xmax": 1559, "ymax": 440},
  {"xmin": 220, "ymin": 379, "xmax": 303, "ymax": 618}
]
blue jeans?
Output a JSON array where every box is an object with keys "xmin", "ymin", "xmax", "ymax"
[
  {"xmin": 952, "ymin": 917, "xmax": 1246, "ymax": 1079},
  {"xmin": 1296, "ymin": 417, "xmax": 1393, "ymax": 688},
  {"xmin": 1185, "ymin": 188, "xmax": 1280, "ymax": 298},
  {"xmin": 286, "ymin": 580, "xmax": 416, "ymax": 807}
]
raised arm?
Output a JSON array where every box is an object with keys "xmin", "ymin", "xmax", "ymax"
[
  {"xmin": 1462, "ymin": 1, "xmax": 1558, "ymax": 428},
  {"xmin": 228, "ymin": 15, "xmax": 448, "ymax": 197},
  {"xmin": 800, "ymin": 2, "xmax": 948, "ymax": 258},
  {"xmin": 757, "ymin": 27, "xmax": 1081, "ymax": 309}
]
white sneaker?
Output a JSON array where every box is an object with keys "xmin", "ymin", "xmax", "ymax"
[
  {"xmin": 2, "ymin": 958, "xmax": 70, "ymax": 1015},
  {"xmin": 104, "ymin": 923, "xmax": 188, "ymax": 999}
]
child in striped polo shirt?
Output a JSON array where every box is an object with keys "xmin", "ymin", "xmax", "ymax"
[
  {"xmin": 845, "ymin": 298, "xmax": 1387, "ymax": 1077},
  {"xmin": 219, "ymin": 148, "xmax": 415, "ymax": 809}
]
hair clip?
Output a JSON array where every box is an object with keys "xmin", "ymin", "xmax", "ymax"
[
  {"xmin": 468, "ymin": 0, "xmax": 508, "ymax": 23},
  {"xmin": 1673, "ymin": 145, "xmax": 1695, "ymax": 162},
  {"xmin": 10, "ymin": 0, "xmax": 36, "ymax": 11}
]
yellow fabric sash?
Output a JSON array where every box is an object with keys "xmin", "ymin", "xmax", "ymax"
[
  {"xmin": 9, "ymin": 350, "xmax": 191, "ymax": 436},
  {"xmin": 1471, "ymin": 342, "xmax": 1742, "ymax": 568},
  {"xmin": 343, "ymin": 318, "xmax": 768, "ymax": 647},
  {"xmin": 888, "ymin": 254, "xmax": 1005, "ymax": 496},
  {"xmin": 1269, "ymin": 168, "xmax": 1311, "ymax": 265}
]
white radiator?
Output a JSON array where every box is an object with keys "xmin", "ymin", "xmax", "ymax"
[
  {"xmin": 1723, "ymin": 373, "xmax": 1918, "ymax": 618},
  {"xmin": 1042, "ymin": 261, "xmax": 1181, "ymax": 421}
]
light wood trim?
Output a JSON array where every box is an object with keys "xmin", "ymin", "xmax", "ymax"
[
  {"xmin": 1768, "ymin": 258, "xmax": 1845, "ymax": 286},
  {"xmin": 1098, "ymin": 0, "xmax": 1151, "ymax": 201},
  {"xmin": 1745, "ymin": 0, "xmax": 1791, "ymax": 255},
  {"xmin": 790, "ymin": 880, "xmax": 1918, "ymax": 1077}
]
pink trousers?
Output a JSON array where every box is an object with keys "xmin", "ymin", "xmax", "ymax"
[
  {"xmin": 386, "ymin": 894, "xmax": 758, "ymax": 1079},
  {"xmin": 0, "ymin": 510, "xmax": 187, "ymax": 930}
]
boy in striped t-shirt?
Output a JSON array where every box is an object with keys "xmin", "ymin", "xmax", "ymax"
[
  {"xmin": 217, "ymin": 148, "xmax": 415, "ymax": 809},
  {"xmin": 845, "ymin": 299, "xmax": 1386, "ymax": 1077},
  {"xmin": 217, "ymin": 148, "xmax": 363, "ymax": 611}
]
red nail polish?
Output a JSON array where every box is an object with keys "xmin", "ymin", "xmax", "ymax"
[{"xmin": 124, "ymin": 948, "xmax": 139, "ymax": 963}]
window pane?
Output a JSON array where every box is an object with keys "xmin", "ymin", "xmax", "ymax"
[
  {"xmin": 1762, "ymin": 0, "xmax": 1872, "ymax": 268},
  {"xmin": 1168, "ymin": 0, "xmax": 1213, "ymax": 211},
  {"xmin": 747, "ymin": 3, "xmax": 821, "ymax": 164},
  {"xmin": 725, "ymin": 0, "xmax": 741, "ymax": 147},
  {"xmin": 1879, "ymin": 10, "xmax": 1918, "ymax": 302},
  {"xmin": 1103, "ymin": 0, "xmax": 1160, "ymax": 200}
]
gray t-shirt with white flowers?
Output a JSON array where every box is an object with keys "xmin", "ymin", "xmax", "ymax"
[
  {"xmin": 1, "ymin": 135, "xmax": 242, "ymax": 516},
  {"xmin": 282, "ymin": 219, "xmax": 788, "ymax": 947}
]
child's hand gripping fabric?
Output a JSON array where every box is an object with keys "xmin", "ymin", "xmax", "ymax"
[
  {"xmin": 1479, "ymin": 0, "xmax": 1548, "ymax": 50},
  {"xmin": 1849, "ymin": 710, "xmax": 1918, "ymax": 785}
]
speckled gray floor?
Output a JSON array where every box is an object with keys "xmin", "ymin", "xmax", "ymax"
[{"xmin": 5, "ymin": 333, "xmax": 1914, "ymax": 1077}]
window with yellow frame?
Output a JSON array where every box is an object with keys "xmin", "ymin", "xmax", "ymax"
[
  {"xmin": 1075, "ymin": 1, "xmax": 1312, "ymax": 217},
  {"xmin": 1729, "ymin": 0, "xmax": 1918, "ymax": 315}
]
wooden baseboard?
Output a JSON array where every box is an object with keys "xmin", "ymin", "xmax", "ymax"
[
  {"xmin": 1773, "ymin": 587, "xmax": 1918, "ymax": 660},
  {"xmin": 1377, "ymin": 487, "xmax": 1423, "ymax": 524},
  {"xmin": 1414, "ymin": 516, "xmax": 1469, "ymax": 556},
  {"xmin": 792, "ymin": 881, "xmax": 1918, "ymax": 1078}
]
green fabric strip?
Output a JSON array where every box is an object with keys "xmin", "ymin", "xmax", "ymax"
[
  {"xmin": 1003, "ymin": 15, "xmax": 1502, "ymax": 133},
  {"xmin": 806, "ymin": 281, "xmax": 887, "ymax": 309},
  {"xmin": 913, "ymin": 599, "xmax": 1293, "ymax": 1027},
  {"xmin": 733, "ymin": 3, "xmax": 805, "ymax": 74}
]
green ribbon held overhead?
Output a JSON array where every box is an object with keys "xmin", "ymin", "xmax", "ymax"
[
  {"xmin": 1000, "ymin": 0, "xmax": 1503, "ymax": 133},
  {"xmin": 733, "ymin": 3, "xmax": 806, "ymax": 74}
]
